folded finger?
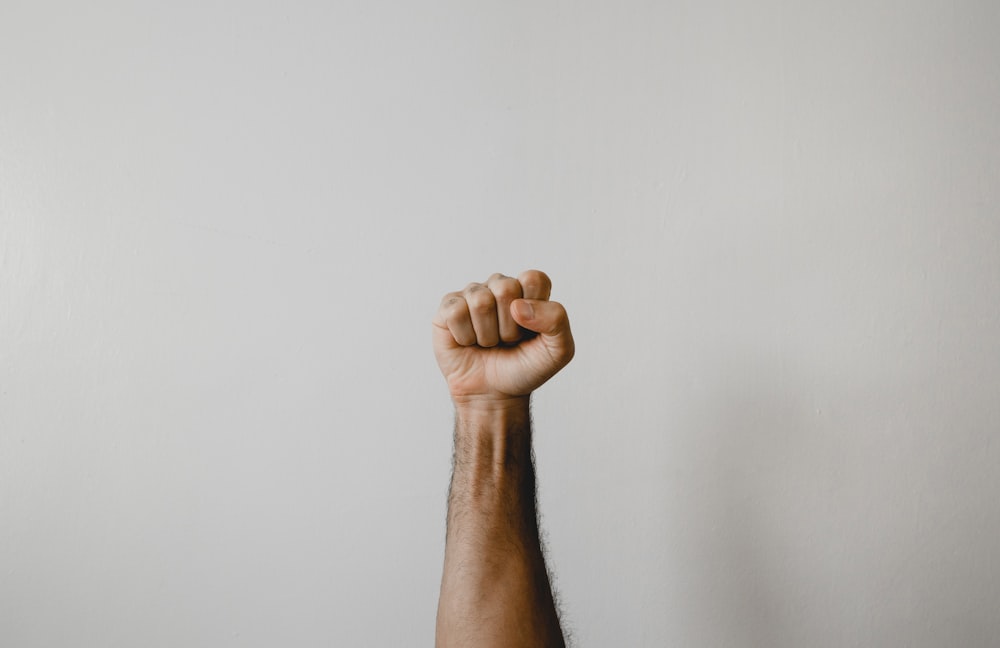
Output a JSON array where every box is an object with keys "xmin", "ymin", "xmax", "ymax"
[
  {"xmin": 486, "ymin": 273, "xmax": 523, "ymax": 343},
  {"xmin": 437, "ymin": 292, "xmax": 476, "ymax": 346},
  {"xmin": 464, "ymin": 283, "xmax": 499, "ymax": 347},
  {"xmin": 518, "ymin": 269, "xmax": 552, "ymax": 301}
]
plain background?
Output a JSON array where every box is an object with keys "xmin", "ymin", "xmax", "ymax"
[{"xmin": 2, "ymin": 1, "xmax": 999, "ymax": 646}]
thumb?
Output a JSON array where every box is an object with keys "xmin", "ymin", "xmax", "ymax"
[{"xmin": 511, "ymin": 298, "xmax": 573, "ymax": 343}]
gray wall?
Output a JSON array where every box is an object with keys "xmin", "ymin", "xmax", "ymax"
[{"xmin": 2, "ymin": 2, "xmax": 998, "ymax": 646}]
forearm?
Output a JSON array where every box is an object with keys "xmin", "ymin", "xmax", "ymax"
[{"xmin": 435, "ymin": 399, "xmax": 565, "ymax": 648}]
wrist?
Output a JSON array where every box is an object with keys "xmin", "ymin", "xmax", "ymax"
[
  {"xmin": 453, "ymin": 393, "xmax": 529, "ymax": 415},
  {"xmin": 453, "ymin": 395, "xmax": 531, "ymax": 438}
]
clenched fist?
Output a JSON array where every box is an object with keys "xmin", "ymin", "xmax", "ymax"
[{"xmin": 432, "ymin": 270, "xmax": 575, "ymax": 406}]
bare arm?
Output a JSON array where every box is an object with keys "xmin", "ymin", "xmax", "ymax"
[{"xmin": 432, "ymin": 271, "xmax": 574, "ymax": 648}]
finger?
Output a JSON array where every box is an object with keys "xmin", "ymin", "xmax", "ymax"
[
  {"xmin": 510, "ymin": 298, "xmax": 575, "ymax": 364},
  {"xmin": 463, "ymin": 283, "xmax": 499, "ymax": 347},
  {"xmin": 486, "ymin": 273, "xmax": 523, "ymax": 343},
  {"xmin": 436, "ymin": 293, "xmax": 476, "ymax": 347},
  {"xmin": 517, "ymin": 269, "xmax": 552, "ymax": 301}
]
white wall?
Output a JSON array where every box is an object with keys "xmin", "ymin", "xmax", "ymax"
[{"xmin": 2, "ymin": 2, "xmax": 998, "ymax": 646}]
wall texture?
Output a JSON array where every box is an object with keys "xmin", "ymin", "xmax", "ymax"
[{"xmin": 2, "ymin": 2, "xmax": 998, "ymax": 646}]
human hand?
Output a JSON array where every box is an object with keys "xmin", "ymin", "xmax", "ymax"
[{"xmin": 432, "ymin": 270, "xmax": 574, "ymax": 408}]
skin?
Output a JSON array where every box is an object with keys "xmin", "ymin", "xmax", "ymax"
[{"xmin": 432, "ymin": 270, "xmax": 574, "ymax": 648}]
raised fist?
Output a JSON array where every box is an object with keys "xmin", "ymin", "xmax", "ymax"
[{"xmin": 432, "ymin": 270, "xmax": 575, "ymax": 406}]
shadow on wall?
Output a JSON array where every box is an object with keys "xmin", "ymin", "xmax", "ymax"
[{"xmin": 675, "ymin": 350, "xmax": 997, "ymax": 647}]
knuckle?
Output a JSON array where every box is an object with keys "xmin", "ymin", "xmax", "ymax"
[
  {"xmin": 547, "ymin": 300, "xmax": 569, "ymax": 322},
  {"xmin": 519, "ymin": 269, "xmax": 551, "ymax": 294},
  {"xmin": 491, "ymin": 277, "xmax": 521, "ymax": 300},
  {"xmin": 441, "ymin": 295, "xmax": 467, "ymax": 318},
  {"xmin": 465, "ymin": 291, "xmax": 495, "ymax": 313},
  {"xmin": 470, "ymin": 301, "xmax": 495, "ymax": 316}
]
